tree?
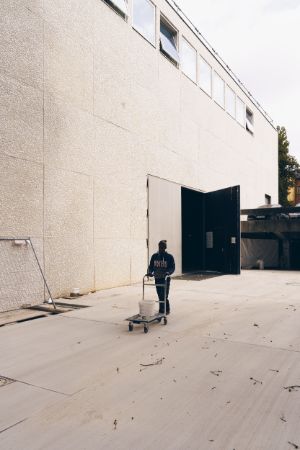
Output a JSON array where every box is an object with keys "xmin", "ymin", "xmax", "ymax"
[{"xmin": 277, "ymin": 126, "xmax": 299, "ymax": 206}]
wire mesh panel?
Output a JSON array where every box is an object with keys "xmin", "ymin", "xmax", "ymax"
[{"xmin": 0, "ymin": 238, "xmax": 54, "ymax": 312}]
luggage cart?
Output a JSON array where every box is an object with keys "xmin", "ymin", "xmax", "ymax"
[{"xmin": 126, "ymin": 274, "xmax": 169, "ymax": 333}]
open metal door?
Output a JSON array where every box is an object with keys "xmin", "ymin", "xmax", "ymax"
[
  {"xmin": 148, "ymin": 176, "xmax": 182, "ymax": 275},
  {"xmin": 205, "ymin": 185, "xmax": 240, "ymax": 274}
]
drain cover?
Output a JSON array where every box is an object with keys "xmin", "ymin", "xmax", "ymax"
[{"xmin": 0, "ymin": 376, "xmax": 15, "ymax": 387}]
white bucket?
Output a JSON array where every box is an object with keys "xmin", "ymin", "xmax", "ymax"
[{"xmin": 139, "ymin": 299, "xmax": 156, "ymax": 318}]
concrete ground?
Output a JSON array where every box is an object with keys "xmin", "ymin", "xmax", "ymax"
[{"xmin": 1, "ymin": 270, "xmax": 300, "ymax": 450}]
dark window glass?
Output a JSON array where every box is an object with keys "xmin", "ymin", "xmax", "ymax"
[{"xmin": 160, "ymin": 20, "xmax": 179, "ymax": 64}]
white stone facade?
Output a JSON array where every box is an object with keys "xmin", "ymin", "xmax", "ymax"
[{"xmin": 0, "ymin": 0, "xmax": 278, "ymax": 309}]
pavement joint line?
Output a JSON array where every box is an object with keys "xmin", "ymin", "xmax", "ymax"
[
  {"xmin": 203, "ymin": 335, "xmax": 300, "ymax": 353},
  {"xmin": 2, "ymin": 377, "xmax": 71, "ymax": 397},
  {"xmin": 0, "ymin": 418, "xmax": 27, "ymax": 435},
  {"xmin": 59, "ymin": 315, "xmax": 120, "ymax": 325}
]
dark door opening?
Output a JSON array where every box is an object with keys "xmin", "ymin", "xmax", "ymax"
[
  {"xmin": 205, "ymin": 186, "xmax": 240, "ymax": 274},
  {"xmin": 181, "ymin": 187, "xmax": 205, "ymax": 272},
  {"xmin": 181, "ymin": 185, "xmax": 240, "ymax": 274},
  {"xmin": 290, "ymin": 240, "xmax": 300, "ymax": 269}
]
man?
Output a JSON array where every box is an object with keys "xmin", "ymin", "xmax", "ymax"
[{"xmin": 148, "ymin": 240, "xmax": 175, "ymax": 315}]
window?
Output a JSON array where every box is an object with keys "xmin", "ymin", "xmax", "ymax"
[
  {"xmin": 265, "ymin": 194, "xmax": 271, "ymax": 205},
  {"xmin": 160, "ymin": 18, "xmax": 179, "ymax": 65},
  {"xmin": 103, "ymin": 0, "xmax": 128, "ymax": 17},
  {"xmin": 132, "ymin": 0, "xmax": 155, "ymax": 45},
  {"xmin": 213, "ymin": 72, "xmax": 225, "ymax": 108},
  {"xmin": 297, "ymin": 187, "xmax": 300, "ymax": 195},
  {"xmin": 225, "ymin": 85, "xmax": 235, "ymax": 118},
  {"xmin": 246, "ymin": 107, "xmax": 254, "ymax": 134},
  {"xmin": 199, "ymin": 57, "xmax": 212, "ymax": 96},
  {"xmin": 181, "ymin": 37, "xmax": 196, "ymax": 82},
  {"xmin": 236, "ymin": 96, "xmax": 245, "ymax": 127}
]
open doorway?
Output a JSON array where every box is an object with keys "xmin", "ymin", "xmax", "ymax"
[
  {"xmin": 290, "ymin": 240, "xmax": 300, "ymax": 269},
  {"xmin": 181, "ymin": 187, "xmax": 205, "ymax": 272},
  {"xmin": 181, "ymin": 185, "xmax": 240, "ymax": 274},
  {"xmin": 147, "ymin": 175, "xmax": 240, "ymax": 276}
]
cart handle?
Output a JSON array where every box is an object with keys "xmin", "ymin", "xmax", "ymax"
[{"xmin": 144, "ymin": 274, "xmax": 171, "ymax": 280}]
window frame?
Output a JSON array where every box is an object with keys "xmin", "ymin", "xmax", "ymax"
[
  {"xmin": 159, "ymin": 15, "xmax": 180, "ymax": 66},
  {"xmin": 213, "ymin": 71, "xmax": 225, "ymax": 109},
  {"xmin": 132, "ymin": 0, "xmax": 156, "ymax": 47},
  {"xmin": 198, "ymin": 56, "xmax": 212, "ymax": 97},
  {"xmin": 180, "ymin": 36, "xmax": 197, "ymax": 83},
  {"xmin": 225, "ymin": 84, "xmax": 236, "ymax": 119},
  {"xmin": 102, "ymin": 0, "xmax": 129, "ymax": 19},
  {"xmin": 236, "ymin": 96, "xmax": 246, "ymax": 128},
  {"xmin": 246, "ymin": 107, "xmax": 254, "ymax": 135}
]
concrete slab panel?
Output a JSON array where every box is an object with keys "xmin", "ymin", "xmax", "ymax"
[
  {"xmin": 94, "ymin": 0, "xmax": 130, "ymax": 66},
  {"xmin": 93, "ymin": 117, "xmax": 131, "ymax": 181},
  {"xmin": 43, "ymin": 0, "xmax": 94, "ymax": 47},
  {"xmin": 0, "ymin": 155, "xmax": 43, "ymax": 237},
  {"xmin": 129, "ymin": 31, "xmax": 159, "ymax": 92},
  {"xmin": 44, "ymin": 236, "xmax": 94, "ymax": 297},
  {"xmin": 93, "ymin": 176, "xmax": 131, "ymax": 240},
  {"xmin": 0, "ymin": 272, "xmax": 300, "ymax": 449},
  {"xmin": 0, "ymin": 381, "xmax": 62, "ymax": 433},
  {"xmin": 44, "ymin": 23, "xmax": 93, "ymax": 113},
  {"xmin": 8, "ymin": 0, "xmax": 44, "ymax": 16},
  {"xmin": 0, "ymin": 238, "xmax": 45, "ymax": 311},
  {"xmin": 158, "ymin": 56, "xmax": 181, "ymax": 114},
  {"xmin": 129, "ymin": 239, "xmax": 148, "ymax": 283},
  {"xmin": 94, "ymin": 238, "xmax": 131, "ymax": 289},
  {"xmin": 0, "ymin": 74, "xmax": 43, "ymax": 164},
  {"xmin": 94, "ymin": 55, "xmax": 133, "ymax": 131},
  {"xmin": 0, "ymin": 3, "xmax": 43, "ymax": 90},
  {"xmin": 44, "ymin": 95, "xmax": 95, "ymax": 175},
  {"xmin": 129, "ymin": 176, "xmax": 147, "ymax": 240},
  {"xmin": 44, "ymin": 168, "xmax": 93, "ymax": 239},
  {"xmin": 131, "ymin": 84, "xmax": 162, "ymax": 143}
]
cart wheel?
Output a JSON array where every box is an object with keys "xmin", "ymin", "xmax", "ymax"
[
  {"xmin": 163, "ymin": 317, "xmax": 167, "ymax": 325},
  {"xmin": 129, "ymin": 323, "xmax": 133, "ymax": 332},
  {"xmin": 144, "ymin": 325, "xmax": 149, "ymax": 333}
]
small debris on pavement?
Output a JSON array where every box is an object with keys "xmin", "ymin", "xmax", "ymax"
[
  {"xmin": 280, "ymin": 414, "xmax": 287, "ymax": 422},
  {"xmin": 269, "ymin": 369, "xmax": 279, "ymax": 373},
  {"xmin": 253, "ymin": 323, "xmax": 259, "ymax": 327},
  {"xmin": 113, "ymin": 419, "xmax": 118, "ymax": 430},
  {"xmin": 284, "ymin": 385, "xmax": 300, "ymax": 392},
  {"xmin": 211, "ymin": 386, "xmax": 216, "ymax": 390},
  {"xmin": 116, "ymin": 367, "xmax": 119, "ymax": 373},
  {"xmin": 210, "ymin": 370, "xmax": 222, "ymax": 376},
  {"xmin": 288, "ymin": 442, "xmax": 299, "ymax": 449},
  {"xmin": 140, "ymin": 357, "xmax": 165, "ymax": 367},
  {"xmin": 250, "ymin": 377, "xmax": 263, "ymax": 385}
]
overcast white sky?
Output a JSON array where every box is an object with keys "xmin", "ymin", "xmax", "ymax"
[{"xmin": 177, "ymin": 0, "xmax": 300, "ymax": 161}]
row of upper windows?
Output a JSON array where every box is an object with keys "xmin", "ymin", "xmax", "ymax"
[{"xmin": 102, "ymin": 0, "xmax": 254, "ymax": 135}]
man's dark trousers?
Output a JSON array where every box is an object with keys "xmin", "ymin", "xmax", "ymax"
[{"xmin": 155, "ymin": 277, "xmax": 170, "ymax": 314}]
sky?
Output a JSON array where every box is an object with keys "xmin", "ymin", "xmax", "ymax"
[{"xmin": 176, "ymin": 0, "xmax": 300, "ymax": 162}]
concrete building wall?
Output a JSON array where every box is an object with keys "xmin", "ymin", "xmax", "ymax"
[{"xmin": 0, "ymin": 0, "xmax": 278, "ymax": 310}]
